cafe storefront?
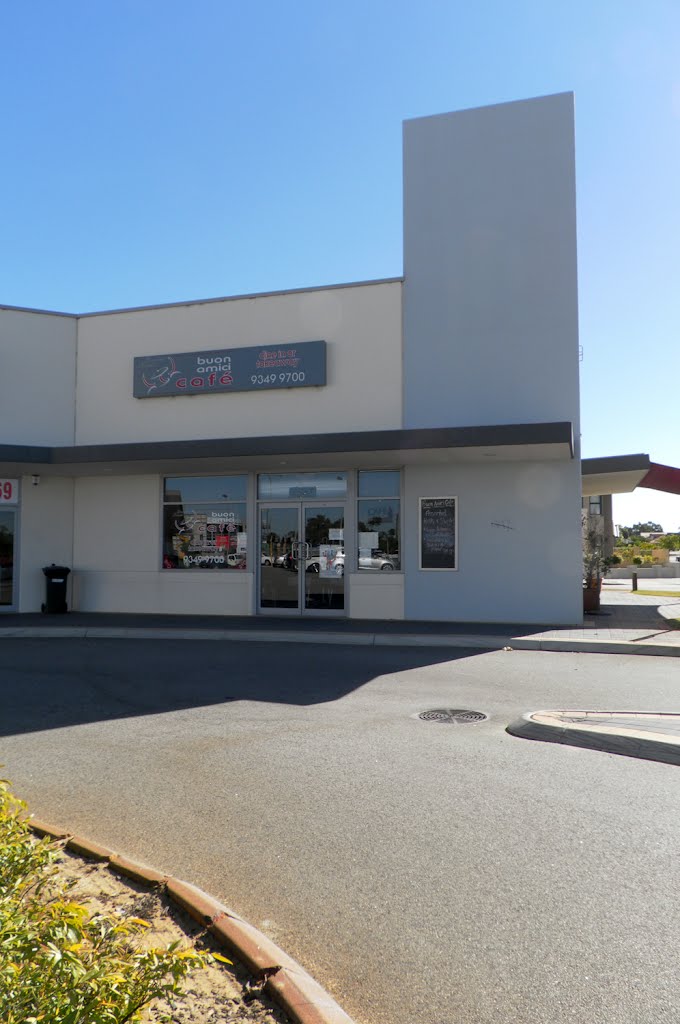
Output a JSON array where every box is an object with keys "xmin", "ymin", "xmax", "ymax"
[
  {"xmin": 257, "ymin": 469, "xmax": 402, "ymax": 616},
  {"xmin": 157, "ymin": 465, "xmax": 402, "ymax": 617},
  {"xmin": 0, "ymin": 414, "xmax": 574, "ymax": 623},
  {"xmin": 0, "ymin": 93, "xmax": 584, "ymax": 624}
]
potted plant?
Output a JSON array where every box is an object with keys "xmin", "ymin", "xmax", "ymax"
[{"xmin": 583, "ymin": 529, "xmax": 607, "ymax": 612}]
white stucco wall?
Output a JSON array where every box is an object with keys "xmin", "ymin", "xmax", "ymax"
[
  {"xmin": 0, "ymin": 309, "xmax": 77, "ymax": 446},
  {"xmin": 18, "ymin": 476, "xmax": 75, "ymax": 611},
  {"xmin": 403, "ymin": 461, "xmax": 583, "ymax": 624},
  {"xmin": 348, "ymin": 573, "xmax": 404, "ymax": 619},
  {"xmin": 74, "ymin": 282, "xmax": 402, "ymax": 446},
  {"xmin": 400, "ymin": 94, "xmax": 582, "ymax": 624},
  {"xmin": 72, "ymin": 475, "xmax": 252, "ymax": 614},
  {"xmin": 402, "ymin": 93, "xmax": 580, "ymax": 435}
]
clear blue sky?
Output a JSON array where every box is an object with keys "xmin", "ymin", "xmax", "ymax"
[{"xmin": 1, "ymin": 1, "xmax": 678, "ymax": 528}]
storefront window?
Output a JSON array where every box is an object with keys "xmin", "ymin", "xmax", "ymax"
[
  {"xmin": 357, "ymin": 471, "xmax": 400, "ymax": 571},
  {"xmin": 163, "ymin": 476, "xmax": 247, "ymax": 570},
  {"xmin": 0, "ymin": 510, "xmax": 15, "ymax": 606}
]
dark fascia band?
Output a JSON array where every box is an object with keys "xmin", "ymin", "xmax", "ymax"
[
  {"xmin": 0, "ymin": 444, "xmax": 49, "ymax": 464},
  {"xmin": 581, "ymin": 454, "xmax": 650, "ymax": 476},
  {"xmin": 0, "ymin": 422, "xmax": 573, "ymax": 467}
]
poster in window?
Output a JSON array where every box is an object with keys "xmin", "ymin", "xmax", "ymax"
[
  {"xmin": 419, "ymin": 497, "xmax": 457, "ymax": 570},
  {"xmin": 319, "ymin": 544, "xmax": 341, "ymax": 577}
]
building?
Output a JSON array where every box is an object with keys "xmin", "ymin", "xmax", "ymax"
[
  {"xmin": 0, "ymin": 93, "xmax": 583, "ymax": 624},
  {"xmin": 581, "ymin": 455, "xmax": 680, "ymax": 568}
]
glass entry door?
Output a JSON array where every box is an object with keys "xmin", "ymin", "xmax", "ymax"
[
  {"xmin": 259, "ymin": 505, "xmax": 300, "ymax": 610},
  {"xmin": 303, "ymin": 504, "xmax": 344, "ymax": 612},
  {"xmin": 0, "ymin": 510, "xmax": 16, "ymax": 608},
  {"xmin": 259, "ymin": 503, "xmax": 345, "ymax": 615}
]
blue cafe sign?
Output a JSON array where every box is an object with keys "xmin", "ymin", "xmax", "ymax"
[{"xmin": 133, "ymin": 339, "xmax": 326, "ymax": 398}]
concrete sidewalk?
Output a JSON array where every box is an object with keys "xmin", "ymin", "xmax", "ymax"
[{"xmin": 1, "ymin": 587, "xmax": 679, "ymax": 656}]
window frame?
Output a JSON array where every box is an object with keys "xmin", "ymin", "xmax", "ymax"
[
  {"xmin": 588, "ymin": 495, "xmax": 603, "ymax": 517},
  {"xmin": 356, "ymin": 470, "xmax": 402, "ymax": 573},
  {"xmin": 161, "ymin": 474, "xmax": 249, "ymax": 572}
]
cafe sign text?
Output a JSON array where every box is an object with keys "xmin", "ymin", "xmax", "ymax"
[{"xmin": 134, "ymin": 340, "xmax": 326, "ymax": 399}]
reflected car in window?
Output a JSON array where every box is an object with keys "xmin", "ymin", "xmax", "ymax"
[
  {"xmin": 330, "ymin": 550, "xmax": 396, "ymax": 575},
  {"xmin": 226, "ymin": 553, "xmax": 247, "ymax": 569}
]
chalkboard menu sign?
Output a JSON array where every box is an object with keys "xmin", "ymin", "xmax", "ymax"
[{"xmin": 419, "ymin": 497, "xmax": 457, "ymax": 570}]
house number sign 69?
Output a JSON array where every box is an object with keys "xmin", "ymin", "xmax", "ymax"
[{"xmin": 0, "ymin": 480, "xmax": 19, "ymax": 504}]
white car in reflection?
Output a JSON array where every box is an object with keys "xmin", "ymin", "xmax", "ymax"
[
  {"xmin": 330, "ymin": 550, "xmax": 396, "ymax": 575},
  {"xmin": 270, "ymin": 552, "xmax": 322, "ymax": 572},
  {"xmin": 226, "ymin": 553, "xmax": 247, "ymax": 568}
]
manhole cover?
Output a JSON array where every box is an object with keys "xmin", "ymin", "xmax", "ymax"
[{"xmin": 417, "ymin": 709, "xmax": 488, "ymax": 724}]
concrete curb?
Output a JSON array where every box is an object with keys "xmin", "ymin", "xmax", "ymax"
[
  {"xmin": 2, "ymin": 624, "xmax": 679, "ymax": 656},
  {"xmin": 659, "ymin": 603, "xmax": 680, "ymax": 623},
  {"xmin": 514, "ymin": 637, "xmax": 680, "ymax": 658},
  {"xmin": 28, "ymin": 818, "xmax": 356, "ymax": 1024},
  {"xmin": 506, "ymin": 711, "xmax": 680, "ymax": 765}
]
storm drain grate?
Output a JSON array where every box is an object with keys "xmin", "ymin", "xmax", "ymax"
[{"xmin": 418, "ymin": 709, "xmax": 488, "ymax": 724}]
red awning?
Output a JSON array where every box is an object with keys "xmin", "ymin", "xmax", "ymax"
[{"xmin": 639, "ymin": 463, "xmax": 680, "ymax": 495}]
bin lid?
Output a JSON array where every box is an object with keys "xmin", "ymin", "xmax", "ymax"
[{"xmin": 42, "ymin": 564, "xmax": 71, "ymax": 577}]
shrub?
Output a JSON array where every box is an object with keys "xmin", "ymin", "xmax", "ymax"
[
  {"xmin": 583, "ymin": 529, "xmax": 608, "ymax": 585},
  {"xmin": 0, "ymin": 778, "xmax": 212, "ymax": 1023}
]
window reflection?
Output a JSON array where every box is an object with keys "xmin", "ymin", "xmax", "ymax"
[
  {"xmin": 358, "ymin": 470, "xmax": 400, "ymax": 498},
  {"xmin": 163, "ymin": 477, "xmax": 247, "ymax": 570},
  {"xmin": 258, "ymin": 472, "xmax": 347, "ymax": 501},
  {"xmin": 164, "ymin": 476, "xmax": 247, "ymax": 503},
  {"xmin": 357, "ymin": 472, "xmax": 401, "ymax": 571},
  {"xmin": 357, "ymin": 500, "xmax": 400, "ymax": 570}
]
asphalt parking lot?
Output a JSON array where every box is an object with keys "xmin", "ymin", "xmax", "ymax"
[{"xmin": 2, "ymin": 638, "xmax": 680, "ymax": 1024}]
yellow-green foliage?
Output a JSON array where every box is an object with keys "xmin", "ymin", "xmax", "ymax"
[{"xmin": 0, "ymin": 779, "xmax": 209, "ymax": 1023}]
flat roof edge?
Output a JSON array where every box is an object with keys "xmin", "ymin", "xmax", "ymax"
[
  {"xmin": 0, "ymin": 445, "xmax": 51, "ymax": 463},
  {"xmin": 0, "ymin": 304, "xmax": 78, "ymax": 319},
  {"xmin": 79, "ymin": 277, "xmax": 404, "ymax": 319},
  {"xmin": 0, "ymin": 277, "xmax": 404, "ymax": 320},
  {"xmin": 582, "ymin": 454, "xmax": 651, "ymax": 475},
  {"xmin": 1, "ymin": 422, "xmax": 573, "ymax": 467},
  {"xmin": 403, "ymin": 91, "xmax": 573, "ymax": 127}
]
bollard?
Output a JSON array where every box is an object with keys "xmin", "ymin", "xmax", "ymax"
[{"xmin": 632, "ymin": 572, "xmax": 638, "ymax": 592}]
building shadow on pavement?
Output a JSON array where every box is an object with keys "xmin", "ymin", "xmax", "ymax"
[{"xmin": 0, "ymin": 637, "xmax": 488, "ymax": 738}]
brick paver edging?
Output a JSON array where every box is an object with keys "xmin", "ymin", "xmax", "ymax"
[{"xmin": 28, "ymin": 819, "xmax": 356, "ymax": 1024}]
